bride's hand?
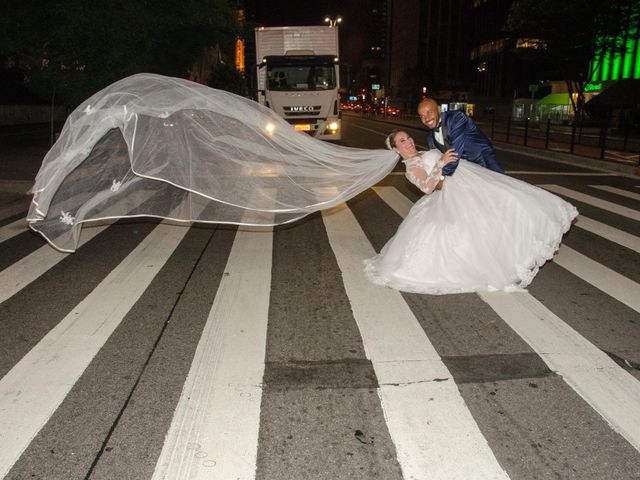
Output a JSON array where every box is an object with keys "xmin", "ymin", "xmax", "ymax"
[{"xmin": 442, "ymin": 149, "xmax": 458, "ymax": 164}]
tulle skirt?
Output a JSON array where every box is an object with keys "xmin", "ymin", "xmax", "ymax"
[{"xmin": 364, "ymin": 160, "xmax": 578, "ymax": 294}]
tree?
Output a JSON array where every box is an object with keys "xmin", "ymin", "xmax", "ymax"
[
  {"xmin": 0, "ymin": 0, "xmax": 242, "ymax": 106},
  {"xmin": 506, "ymin": 0, "xmax": 640, "ymax": 126}
]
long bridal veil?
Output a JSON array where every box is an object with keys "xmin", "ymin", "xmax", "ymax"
[{"xmin": 27, "ymin": 73, "xmax": 398, "ymax": 252}]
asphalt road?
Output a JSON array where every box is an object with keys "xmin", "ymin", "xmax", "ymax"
[{"xmin": 0, "ymin": 115, "xmax": 639, "ymax": 480}]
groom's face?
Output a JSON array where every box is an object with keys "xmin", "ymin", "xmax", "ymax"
[{"xmin": 418, "ymin": 102, "xmax": 440, "ymax": 130}]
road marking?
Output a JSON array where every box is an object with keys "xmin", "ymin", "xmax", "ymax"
[
  {"xmin": 0, "ymin": 189, "xmax": 157, "ymax": 304},
  {"xmin": 393, "ymin": 171, "xmax": 620, "ymax": 177},
  {"xmin": 374, "ymin": 187, "xmax": 640, "ymax": 308},
  {"xmin": 349, "ymin": 123, "xmax": 430, "ymax": 150},
  {"xmin": 153, "ymin": 220, "xmax": 273, "ymax": 479},
  {"xmin": 554, "ymin": 245, "xmax": 640, "ymax": 313},
  {"xmin": 510, "ymin": 171, "xmax": 620, "ymax": 176},
  {"xmin": 0, "ymin": 224, "xmax": 108, "ymax": 304},
  {"xmin": 374, "ymin": 185, "xmax": 640, "ymax": 452},
  {"xmin": 372, "ymin": 186, "xmax": 412, "ymax": 216},
  {"xmin": 0, "ymin": 221, "xmax": 188, "ymax": 479},
  {"xmin": 322, "ymin": 205, "xmax": 510, "ymax": 480},
  {"xmin": 0, "ymin": 203, "xmax": 27, "ymax": 221},
  {"xmin": 589, "ymin": 185, "xmax": 640, "ymax": 202},
  {"xmin": 478, "ymin": 291, "xmax": 640, "ymax": 452},
  {"xmin": 574, "ymin": 216, "xmax": 640, "ymax": 253},
  {"xmin": 0, "ymin": 180, "xmax": 32, "ymax": 194},
  {"xmin": 382, "ymin": 182, "xmax": 639, "ymax": 254},
  {"xmin": 540, "ymin": 185, "xmax": 640, "ymax": 221},
  {"xmin": 0, "ymin": 218, "xmax": 27, "ymax": 244}
]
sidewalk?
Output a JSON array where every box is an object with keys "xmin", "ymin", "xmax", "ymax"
[{"xmin": 353, "ymin": 112, "xmax": 640, "ymax": 177}]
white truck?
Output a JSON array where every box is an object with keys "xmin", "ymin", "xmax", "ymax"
[{"xmin": 255, "ymin": 25, "xmax": 341, "ymax": 140}]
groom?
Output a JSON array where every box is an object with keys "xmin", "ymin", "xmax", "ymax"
[{"xmin": 418, "ymin": 98, "xmax": 504, "ymax": 176}]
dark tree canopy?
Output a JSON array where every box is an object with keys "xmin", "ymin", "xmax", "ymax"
[
  {"xmin": 0, "ymin": 0, "xmax": 242, "ymax": 105},
  {"xmin": 506, "ymin": 0, "xmax": 640, "ymax": 116},
  {"xmin": 506, "ymin": 0, "xmax": 640, "ymax": 82}
]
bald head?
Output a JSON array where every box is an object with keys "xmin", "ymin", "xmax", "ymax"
[{"xmin": 418, "ymin": 99, "xmax": 440, "ymax": 130}]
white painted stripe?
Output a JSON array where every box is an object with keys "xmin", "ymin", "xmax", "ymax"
[
  {"xmin": 540, "ymin": 184, "xmax": 640, "ymax": 221},
  {"xmin": 0, "ymin": 224, "xmax": 108, "ymax": 304},
  {"xmin": 374, "ymin": 185, "xmax": 640, "ymax": 451},
  {"xmin": 0, "ymin": 180, "xmax": 32, "ymax": 194},
  {"xmin": 0, "ymin": 218, "xmax": 27, "ymax": 244},
  {"xmin": 0, "ymin": 221, "xmax": 188, "ymax": 478},
  {"xmin": 0, "ymin": 202, "xmax": 27, "ymax": 221},
  {"xmin": 349, "ymin": 123, "xmax": 430, "ymax": 150},
  {"xmin": 322, "ymin": 205, "xmax": 510, "ymax": 480},
  {"xmin": 372, "ymin": 186, "xmax": 412, "ymax": 217},
  {"xmin": 589, "ymin": 185, "xmax": 640, "ymax": 201},
  {"xmin": 478, "ymin": 291, "xmax": 640, "ymax": 452},
  {"xmin": 509, "ymin": 172, "xmax": 619, "ymax": 176},
  {"xmin": 153, "ymin": 230, "xmax": 273, "ymax": 478},
  {"xmin": 0, "ymin": 190, "xmax": 160, "ymax": 302},
  {"xmin": 393, "ymin": 171, "xmax": 620, "ymax": 177},
  {"xmin": 574, "ymin": 216, "xmax": 640, "ymax": 253},
  {"xmin": 374, "ymin": 187, "xmax": 640, "ymax": 306},
  {"xmin": 554, "ymin": 245, "xmax": 640, "ymax": 313}
]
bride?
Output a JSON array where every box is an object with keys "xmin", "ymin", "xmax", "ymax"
[{"xmin": 364, "ymin": 130, "xmax": 578, "ymax": 294}]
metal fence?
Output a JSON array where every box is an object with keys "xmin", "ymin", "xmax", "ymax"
[{"xmin": 357, "ymin": 110, "xmax": 640, "ymax": 168}]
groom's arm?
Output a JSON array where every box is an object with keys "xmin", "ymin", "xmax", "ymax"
[{"xmin": 440, "ymin": 112, "xmax": 467, "ymax": 176}]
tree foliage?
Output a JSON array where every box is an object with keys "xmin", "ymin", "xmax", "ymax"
[
  {"xmin": 505, "ymin": 0, "xmax": 640, "ymax": 118},
  {"xmin": 0, "ymin": 0, "xmax": 242, "ymax": 106}
]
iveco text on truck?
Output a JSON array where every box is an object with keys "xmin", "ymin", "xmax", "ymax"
[{"xmin": 255, "ymin": 25, "xmax": 341, "ymax": 140}]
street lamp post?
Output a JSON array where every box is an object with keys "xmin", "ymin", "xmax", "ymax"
[{"xmin": 324, "ymin": 16, "xmax": 342, "ymax": 28}]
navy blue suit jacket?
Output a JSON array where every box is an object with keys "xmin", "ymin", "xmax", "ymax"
[{"xmin": 427, "ymin": 110, "xmax": 504, "ymax": 175}]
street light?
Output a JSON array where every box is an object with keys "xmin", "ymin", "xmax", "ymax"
[{"xmin": 324, "ymin": 16, "xmax": 342, "ymax": 28}]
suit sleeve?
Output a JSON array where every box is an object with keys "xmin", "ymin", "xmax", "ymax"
[{"xmin": 444, "ymin": 111, "xmax": 504, "ymax": 174}]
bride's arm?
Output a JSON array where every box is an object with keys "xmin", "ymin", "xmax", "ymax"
[{"xmin": 405, "ymin": 150, "xmax": 457, "ymax": 194}]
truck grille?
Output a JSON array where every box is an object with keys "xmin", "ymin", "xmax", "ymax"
[{"xmin": 283, "ymin": 106, "xmax": 322, "ymax": 116}]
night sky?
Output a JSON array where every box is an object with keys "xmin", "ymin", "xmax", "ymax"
[{"xmin": 250, "ymin": 0, "xmax": 371, "ymax": 69}]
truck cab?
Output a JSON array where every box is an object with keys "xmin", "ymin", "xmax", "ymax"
[{"xmin": 256, "ymin": 27, "xmax": 341, "ymax": 140}]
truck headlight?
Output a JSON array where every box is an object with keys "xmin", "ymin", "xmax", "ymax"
[
  {"xmin": 328, "ymin": 122, "xmax": 339, "ymax": 130},
  {"xmin": 265, "ymin": 123, "xmax": 276, "ymax": 135}
]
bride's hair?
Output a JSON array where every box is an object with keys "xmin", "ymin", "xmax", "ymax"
[{"xmin": 385, "ymin": 129, "xmax": 404, "ymax": 150}]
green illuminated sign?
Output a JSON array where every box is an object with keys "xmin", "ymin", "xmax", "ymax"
[{"xmin": 584, "ymin": 83, "xmax": 602, "ymax": 92}]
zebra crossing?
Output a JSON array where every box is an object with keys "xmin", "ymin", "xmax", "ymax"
[{"xmin": 0, "ymin": 176, "xmax": 639, "ymax": 479}]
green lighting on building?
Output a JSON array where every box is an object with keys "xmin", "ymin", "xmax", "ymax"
[
  {"xmin": 590, "ymin": 21, "xmax": 640, "ymax": 82},
  {"xmin": 601, "ymin": 51, "xmax": 611, "ymax": 81},
  {"xmin": 635, "ymin": 38, "xmax": 640, "ymax": 79},
  {"xmin": 612, "ymin": 51, "xmax": 622, "ymax": 80},
  {"xmin": 623, "ymin": 37, "xmax": 635, "ymax": 77}
]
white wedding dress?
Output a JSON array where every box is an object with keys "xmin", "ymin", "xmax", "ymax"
[{"xmin": 364, "ymin": 150, "xmax": 578, "ymax": 294}]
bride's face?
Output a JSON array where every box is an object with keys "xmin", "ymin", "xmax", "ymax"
[{"xmin": 393, "ymin": 132, "xmax": 418, "ymax": 159}]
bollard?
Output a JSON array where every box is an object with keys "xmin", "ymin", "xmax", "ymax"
[
  {"xmin": 623, "ymin": 128, "xmax": 629, "ymax": 152},
  {"xmin": 545, "ymin": 119, "xmax": 551, "ymax": 149},
  {"xmin": 524, "ymin": 117, "xmax": 529, "ymax": 146},
  {"xmin": 491, "ymin": 111, "xmax": 495, "ymax": 139},
  {"xmin": 599, "ymin": 119, "xmax": 607, "ymax": 159}
]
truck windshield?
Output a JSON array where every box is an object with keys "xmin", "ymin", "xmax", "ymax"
[{"xmin": 267, "ymin": 64, "xmax": 336, "ymax": 91}]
